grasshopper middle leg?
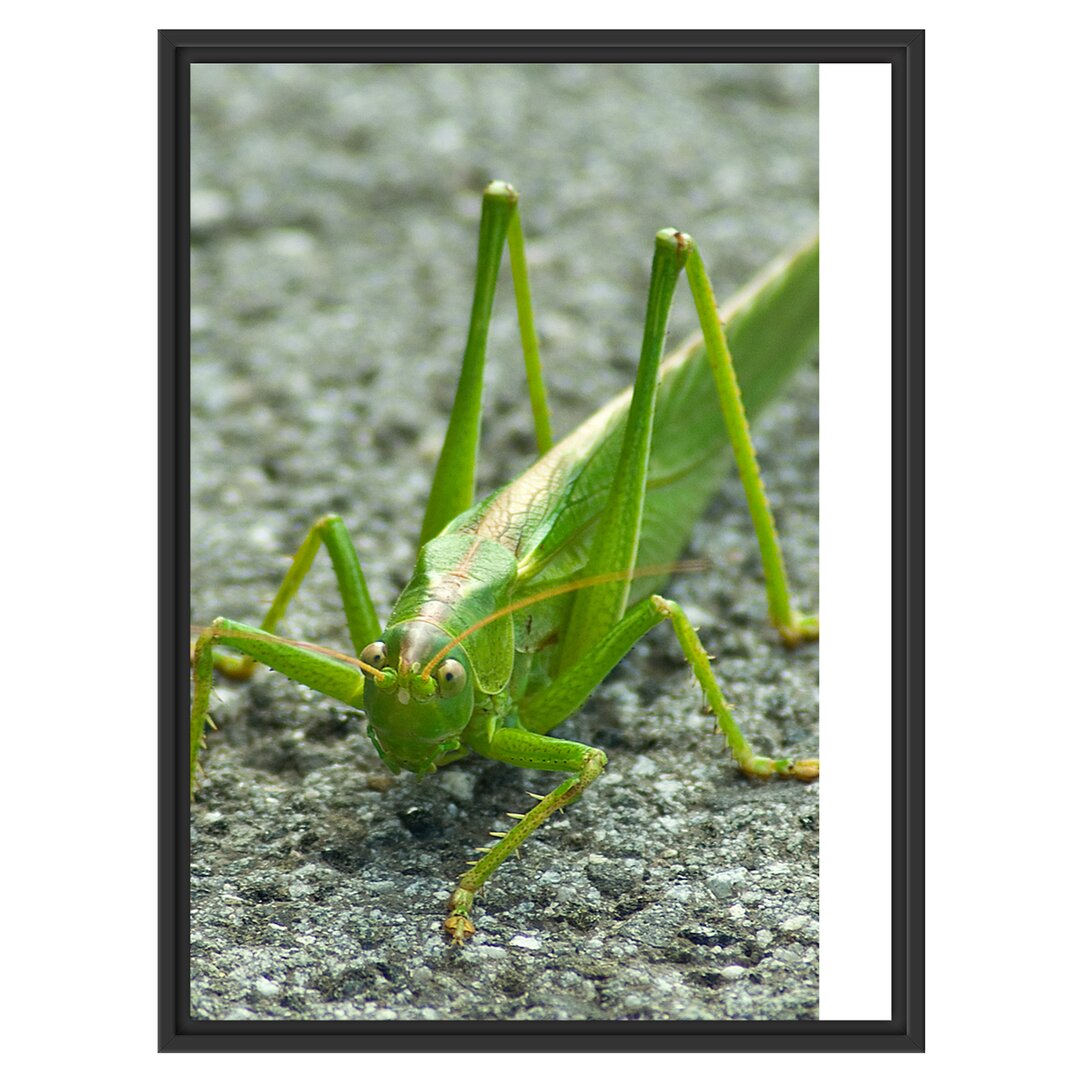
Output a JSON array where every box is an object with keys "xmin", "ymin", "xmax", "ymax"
[{"xmin": 519, "ymin": 595, "xmax": 818, "ymax": 780}]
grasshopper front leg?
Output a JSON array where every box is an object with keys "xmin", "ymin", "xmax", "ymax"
[
  {"xmin": 191, "ymin": 618, "xmax": 372, "ymax": 789},
  {"xmin": 197, "ymin": 513, "xmax": 381, "ymax": 683},
  {"xmin": 446, "ymin": 726, "xmax": 607, "ymax": 944},
  {"xmin": 190, "ymin": 513, "xmax": 382, "ymax": 785}
]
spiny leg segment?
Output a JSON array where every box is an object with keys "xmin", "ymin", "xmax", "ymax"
[{"xmin": 446, "ymin": 725, "xmax": 607, "ymax": 944}]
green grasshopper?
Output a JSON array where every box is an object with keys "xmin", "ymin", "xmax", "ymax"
[{"xmin": 191, "ymin": 181, "xmax": 819, "ymax": 944}]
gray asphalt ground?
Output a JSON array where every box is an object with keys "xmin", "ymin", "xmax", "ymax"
[{"xmin": 189, "ymin": 63, "xmax": 819, "ymax": 1022}]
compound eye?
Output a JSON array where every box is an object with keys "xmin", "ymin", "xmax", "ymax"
[
  {"xmin": 360, "ymin": 641, "xmax": 389, "ymax": 671},
  {"xmin": 434, "ymin": 658, "xmax": 466, "ymax": 698}
]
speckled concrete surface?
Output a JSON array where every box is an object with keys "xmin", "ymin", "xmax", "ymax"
[{"xmin": 189, "ymin": 62, "xmax": 818, "ymax": 1022}]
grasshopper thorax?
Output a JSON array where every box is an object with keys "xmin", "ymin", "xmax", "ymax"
[{"xmin": 361, "ymin": 621, "xmax": 474, "ymax": 775}]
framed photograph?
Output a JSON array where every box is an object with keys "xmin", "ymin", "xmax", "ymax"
[{"xmin": 161, "ymin": 29, "xmax": 923, "ymax": 1051}]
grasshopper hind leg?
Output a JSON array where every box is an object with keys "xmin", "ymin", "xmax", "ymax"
[{"xmin": 684, "ymin": 244, "xmax": 819, "ymax": 648}]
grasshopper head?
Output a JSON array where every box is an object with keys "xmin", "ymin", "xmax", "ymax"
[{"xmin": 360, "ymin": 621, "xmax": 474, "ymax": 775}]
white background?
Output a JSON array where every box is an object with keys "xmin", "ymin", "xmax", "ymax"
[
  {"xmin": 819, "ymin": 62, "xmax": 893, "ymax": 1021},
  {"xmin": 4, "ymin": 4, "xmax": 1077, "ymax": 1076}
]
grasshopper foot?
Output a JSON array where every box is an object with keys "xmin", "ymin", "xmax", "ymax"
[
  {"xmin": 776, "ymin": 612, "xmax": 819, "ymax": 649},
  {"xmin": 444, "ymin": 914, "xmax": 476, "ymax": 945},
  {"xmin": 740, "ymin": 755, "xmax": 819, "ymax": 782},
  {"xmin": 445, "ymin": 887, "xmax": 477, "ymax": 944}
]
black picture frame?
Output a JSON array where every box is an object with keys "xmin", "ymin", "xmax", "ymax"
[{"xmin": 161, "ymin": 28, "xmax": 924, "ymax": 1052}]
